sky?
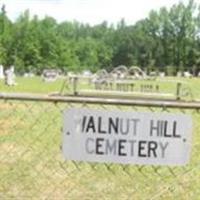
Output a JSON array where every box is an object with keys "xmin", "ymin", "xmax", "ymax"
[{"xmin": 0, "ymin": 0, "xmax": 196, "ymax": 25}]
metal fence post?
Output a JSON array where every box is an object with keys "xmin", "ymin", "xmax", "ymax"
[
  {"xmin": 176, "ymin": 82, "xmax": 182, "ymax": 100},
  {"xmin": 73, "ymin": 76, "xmax": 78, "ymax": 96}
]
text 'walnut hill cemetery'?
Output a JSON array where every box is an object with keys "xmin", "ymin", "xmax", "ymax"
[{"xmin": 63, "ymin": 108, "xmax": 192, "ymax": 166}]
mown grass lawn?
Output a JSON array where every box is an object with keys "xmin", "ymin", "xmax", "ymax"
[
  {"xmin": 0, "ymin": 76, "xmax": 200, "ymax": 199},
  {"xmin": 0, "ymin": 77, "xmax": 65, "ymax": 94},
  {"xmin": 0, "ymin": 76, "xmax": 199, "ymax": 100}
]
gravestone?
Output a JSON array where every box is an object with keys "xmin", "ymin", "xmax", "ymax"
[
  {"xmin": 42, "ymin": 69, "xmax": 60, "ymax": 82},
  {"xmin": 5, "ymin": 66, "xmax": 16, "ymax": 86},
  {"xmin": 177, "ymin": 71, "xmax": 183, "ymax": 77},
  {"xmin": 184, "ymin": 71, "xmax": 192, "ymax": 78},
  {"xmin": 82, "ymin": 70, "xmax": 92, "ymax": 77},
  {"xmin": 159, "ymin": 72, "xmax": 165, "ymax": 78},
  {"xmin": 0, "ymin": 65, "xmax": 4, "ymax": 79},
  {"xmin": 110, "ymin": 66, "xmax": 128, "ymax": 80},
  {"xmin": 128, "ymin": 66, "xmax": 147, "ymax": 79}
]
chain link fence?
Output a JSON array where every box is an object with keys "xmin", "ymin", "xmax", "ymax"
[{"xmin": 0, "ymin": 93, "xmax": 200, "ymax": 199}]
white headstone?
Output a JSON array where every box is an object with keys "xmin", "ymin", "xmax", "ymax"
[
  {"xmin": 5, "ymin": 66, "xmax": 16, "ymax": 86},
  {"xmin": 184, "ymin": 71, "xmax": 192, "ymax": 78},
  {"xmin": 42, "ymin": 69, "xmax": 59, "ymax": 82},
  {"xmin": 0, "ymin": 65, "xmax": 4, "ymax": 79},
  {"xmin": 159, "ymin": 72, "xmax": 165, "ymax": 78},
  {"xmin": 177, "ymin": 71, "xmax": 182, "ymax": 77}
]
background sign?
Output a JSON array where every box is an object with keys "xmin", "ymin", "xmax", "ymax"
[{"xmin": 62, "ymin": 108, "xmax": 192, "ymax": 166}]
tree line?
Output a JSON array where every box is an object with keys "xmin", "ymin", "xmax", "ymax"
[{"xmin": 0, "ymin": 0, "xmax": 200, "ymax": 75}]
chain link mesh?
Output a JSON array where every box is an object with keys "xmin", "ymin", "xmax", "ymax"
[{"xmin": 0, "ymin": 98, "xmax": 199, "ymax": 200}]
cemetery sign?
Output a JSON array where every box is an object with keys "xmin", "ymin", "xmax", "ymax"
[{"xmin": 62, "ymin": 108, "xmax": 192, "ymax": 166}]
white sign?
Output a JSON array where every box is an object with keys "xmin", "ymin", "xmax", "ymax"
[{"xmin": 62, "ymin": 108, "xmax": 192, "ymax": 166}]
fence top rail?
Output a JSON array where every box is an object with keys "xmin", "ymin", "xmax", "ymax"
[{"xmin": 0, "ymin": 92, "xmax": 200, "ymax": 109}]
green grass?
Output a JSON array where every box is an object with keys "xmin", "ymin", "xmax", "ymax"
[
  {"xmin": 0, "ymin": 76, "xmax": 199, "ymax": 100},
  {"xmin": 0, "ymin": 76, "xmax": 200, "ymax": 199},
  {"xmin": 0, "ymin": 77, "xmax": 65, "ymax": 94}
]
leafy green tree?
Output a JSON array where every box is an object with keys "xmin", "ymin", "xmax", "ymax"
[{"xmin": 0, "ymin": 1, "xmax": 200, "ymax": 74}]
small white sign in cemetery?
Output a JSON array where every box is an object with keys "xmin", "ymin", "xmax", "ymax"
[{"xmin": 62, "ymin": 108, "xmax": 192, "ymax": 166}]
